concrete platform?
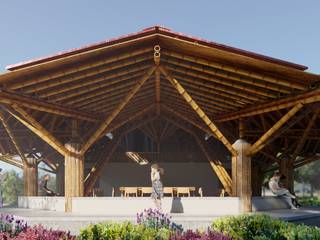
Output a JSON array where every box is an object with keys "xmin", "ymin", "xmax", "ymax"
[{"xmin": 1, "ymin": 207, "xmax": 319, "ymax": 235}]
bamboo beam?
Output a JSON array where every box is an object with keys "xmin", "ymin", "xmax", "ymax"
[
  {"xmin": 163, "ymin": 50, "xmax": 306, "ymax": 90},
  {"xmin": 0, "ymin": 90, "xmax": 96, "ymax": 122},
  {"xmin": 9, "ymin": 47, "xmax": 153, "ymax": 91},
  {"xmin": 0, "ymin": 155, "xmax": 23, "ymax": 169},
  {"xmin": 294, "ymin": 155, "xmax": 320, "ymax": 168},
  {"xmin": 217, "ymin": 89, "xmax": 320, "ymax": 122},
  {"xmin": 291, "ymin": 110, "xmax": 319, "ymax": 161},
  {"xmin": 6, "ymin": 106, "xmax": 70, "ymax": 156},
  {"xmin": 80, "ymin": 67, "xmax": 156, "ymax": 155},
  {"xmin": 44, "ymin": 66, "xmax": 149, "ymax": 100},
  {"xmin": 0, "ymin": 112, "xmax": 28, "ymax": 165},
  {"xmin": 249, "ymin": 103, "xmax": 304, "ymax": 156},
  {"xmin": 160, "ymin": 66, "xmax": 237, "ymax": 155},
  {"xmin": 162, "ymin": 57, "xmax": 290, "ymax": 94},
  {"xmin": 165, "ymin": 64, "xmax": 275, "ymax": 99}
]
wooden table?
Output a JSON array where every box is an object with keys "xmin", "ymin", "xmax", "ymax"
[{"xmin": 119, "ymin": 187, "xmax": 199, "ymax": 197}]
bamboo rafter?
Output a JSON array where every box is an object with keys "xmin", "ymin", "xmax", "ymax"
[
  {"xmin": 6, "ymin": 106, "xmax": 71, "ymax": 156},
  {"xmin": 0, "ymin": 90, "xmax": 97, "ymax": 122},
  {"xmin": 163, "ymin": 50, "xmax": 306, "ymax": 90},
  {"xmin": 0, "ymin": 111, "xmax": 28, "ymax": 166},
  {"xmin": 160, "ymin": 66, "xmax": 237, "ymax": 155},
  {"xmin": 249, "ymin": 103, "xmax": 304, "ymax": 156},
  {"xmin": 217, "ymin": 89, "xmax": 320, "ymax": 122},
  {"xmin": 155, "ymin": 69, "xmax": 161, "ymax": 115},
  {"xmin": 80, "ymin": 66, "xmax": 156, "ymax": 155},
  {"xmin": 164, "ymin": 64, "xmax": 276, "ymax": 99},
  {"xmin": 54, "ymin": 70, "xmax": 148, "ymax": 103},
  {"xmin": 162, "ymin": 56, "xmax": 291, "ymax": 94},
  {"xmin": 39, "ymin": 64, "xmax": 151, "ymax": 99},
  {"xmin": 8, "ymin": 47, "xmax": 153, "ymax": 91}
]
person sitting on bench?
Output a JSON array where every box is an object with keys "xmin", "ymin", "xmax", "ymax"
[
  {"xmin": 268, "ymin": 171, "xmax": 299, "ymax": 209},
  {"xmin": 40, "ymin": 174, "xmax": 57, "ymax": 196}
]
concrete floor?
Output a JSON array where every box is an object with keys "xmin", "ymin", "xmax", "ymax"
[{"xmin": 0, "ymin": 207, "xmax": 319, "ymax": 235}]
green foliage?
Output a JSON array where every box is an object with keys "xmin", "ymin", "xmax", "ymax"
[
  {"xmin": 1, "ymin": 170, "xmax": 23, "ymax": 205},
  {"xmin": 78, "ymin": 221, "xmax": 170, "ymax": 240},
  {"xmin": 212, "ymin": 214, "xmax": 320, "ymax": 240},
  {"xmin": 295, "ymin": 160, "xmax": 320, "ymax": 193},
  {"xmin": 298, "ymin": 197, "xmax": 320, "ymax": 206}
]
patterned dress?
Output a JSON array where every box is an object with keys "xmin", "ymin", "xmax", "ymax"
[{"xmin": 151, "ymin": 171, "xmax": 163, "ymax": 200}]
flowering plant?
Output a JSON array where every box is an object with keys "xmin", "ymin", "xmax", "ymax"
[
  {"xmin": 136, "ymin": 208, "xmax": 183, "ymax": 233},
  {"xmin": 0, "ymin": 214, "xmax": 27, "ymax": 237}
]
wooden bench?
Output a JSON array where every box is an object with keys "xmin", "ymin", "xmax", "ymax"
[{"xmin": 119, "ymin": 186, "xmax": 198, "ymax": 197}]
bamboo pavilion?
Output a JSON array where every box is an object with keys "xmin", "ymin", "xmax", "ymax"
[{"xmin": 0, "ymin": 26, "xmax": 320, "ymax": 212}]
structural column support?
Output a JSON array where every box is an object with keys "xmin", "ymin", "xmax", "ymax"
[
  {"xmin": 23, "ymin": 156, "xmax": 38, "ymax": 196},
  {"xmin": 232, "ymin": 139, "xmax": 252, "ymax": 212},
  {"xmin": 56, "ymin": 163, "xmax": 65, "ymax": 196},
  {"xmin": 64, "ymin": 141, "xmax": 84, "ymax": 212}
]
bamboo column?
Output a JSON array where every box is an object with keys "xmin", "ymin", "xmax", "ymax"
[
  {"xmin": 23, "ymin": 155, "xmax": 38, "ymax": 196},
  {"xmin": 56, "ymin": 163, "xmax": 65, "ymax": 196},
  {"xmin": 64, "ymin": 141, "xmax": 84, "ymax": 212},
  {"xmin": 160, "ymin": 66, "xmax": 237, "ymax": 156},
  {"xmin": 232, "ymin": 139, "xmax": 252, "ymax": 212}
]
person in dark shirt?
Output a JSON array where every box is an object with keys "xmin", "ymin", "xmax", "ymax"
[{"xmin": 40, "ymin": 174, "xmax": 56, "ymax": 196}]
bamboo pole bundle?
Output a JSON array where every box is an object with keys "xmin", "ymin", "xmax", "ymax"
[
  {"xmin": 7, "ymin": 106, "xmax": 70, "ymax": 156},
  {"xmin": 0, "ymin": 112, "xmax": 28, "ymax": 165},
  {"xmin": 0, "ymin": 90, "xmax": 97, "ymax": 122},
  {"xmin": 80, "ymin": 67, "xmax": 156, "ymax": 155},
  {"xmin": 160, "ymin": 66, "xmax": 237, "ymax": 156},
  {"xmin": 173, "ymin": 73, "xmax": 259, "ymax": 103},
  {"xmin": 39, "ymin": 64, "xmax": 151, "ymax": 98},
  {"xmin": 9, "ymin": 47, "xmax": 153, "ymax": 91},
  {"xmin": 78, "ymin": 84, "xmax": 154, "ymax": 110},
  {"xmin": 249, "ymin": 103, "xmax": 304, "ymax": 156},
  {"xmin": 163, "ymin": 50, "xmax": 307, "ymax": 90},
  {"xmin": 162, "ymin": 57, "xmax": 290, "ymax": 94},
  {"xmin": 217, "ymin": 89, "xmax": 320, "ymax": 122},
  {"xmin": 52, "ymin": 70, "xmax": 146, "ymax": 102},
  {"xmin": 165, "ymin": 64, "xmax": 275, "ymax": 99}
]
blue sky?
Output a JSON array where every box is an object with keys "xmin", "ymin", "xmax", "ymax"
[{"xmin": 0, "ymin": 0, "xmax": 319, "ymax": 73}]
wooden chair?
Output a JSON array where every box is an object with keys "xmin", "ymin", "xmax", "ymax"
[
  {"xmin": 177, "ymin": 187, "xmax": 190, "ymax": 197},
  {"xmin": 140, "ymin": 187, "xmax": 153, "ymax": 197},
  {"xmin": 163, "ymin": 187, "xmax": 174, "ymax": 197}
]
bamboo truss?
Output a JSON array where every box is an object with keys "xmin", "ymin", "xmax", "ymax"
[
  {"xmin": 249, "ymin": 103, "xmax": 304, "ymax": 156},
  {"xmin": 80, "ymin": 66, "xmax": 156, "ymax": 155},
  {"xmin": 7, "ymin": 106, "xmax": 71, "ymax": 156},
  {"xmin": 0, "ymin": 111, "xmax": 28, "ymax": 165},
  {"xmin": 163, "ymin": 50, "xmax": 306, "ymax": 90},
  {"xmin": 160, "ymin": 66, "xmax": 237, "ymax": 156},
  {"xmin": 162, "ymin": 57, "xmax": 291, "ymax": 94},
  {"xmin": 8, "ymin": 47, "xmax": 153, "ymax": 91}
]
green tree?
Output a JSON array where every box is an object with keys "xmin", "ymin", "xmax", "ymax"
[
  {"xmin": 295, "ymin": 160, "xmax": 320, "ymax": 197},
  {"xmin": 1, "ymin": 170, "xmax": 23, "ymax": 205}
]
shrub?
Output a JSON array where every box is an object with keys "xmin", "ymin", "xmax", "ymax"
[
  {"xmin": 170, "ymin": 229, "xmax": 232, "ymax": 240},
  {"xmin": 137, "ymin": 208, "xmax": 183, "ymax": 232},
  {"xmin": 78, "ymin": 221, "xmax": 170, "ymax": 240},
  {"xmin": 212, "ymin": 214, "xmax": 320, "ymax": 240},
  {"xmin": 15, "ymin": 225, "xmax": 75, "ymax": 240},
  {"xmin": 299, "ymin": 197, "xmax": 320, "ymax": 206},
  {"xmin": 0, "ymin": 214, "xmax": 27, "ymax": 237}
]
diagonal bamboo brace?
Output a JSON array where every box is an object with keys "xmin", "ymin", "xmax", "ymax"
[
  {"xmin": 80, "ymin": 66, "xmax": 156, "ymax": 155},
  {"xmin": 249, "ymin": 103, "xmax": 304, "ymax": 156},
  {"xmin": 160, "ymin": 66, "xmax": 237, "ymax": 156}
]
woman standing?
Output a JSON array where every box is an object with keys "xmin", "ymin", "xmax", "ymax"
[{"xmin": 150, "ymin": 164, "xmax": 164, "ymax": 210}]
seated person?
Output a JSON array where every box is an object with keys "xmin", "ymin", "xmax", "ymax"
[
  {"xmin": 268, "ymin": 171, "xmax": 299, "ymax": 209},
  {"xmin": 40, "ymin": 174, "xmax": 57, "ymax": 196}
]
